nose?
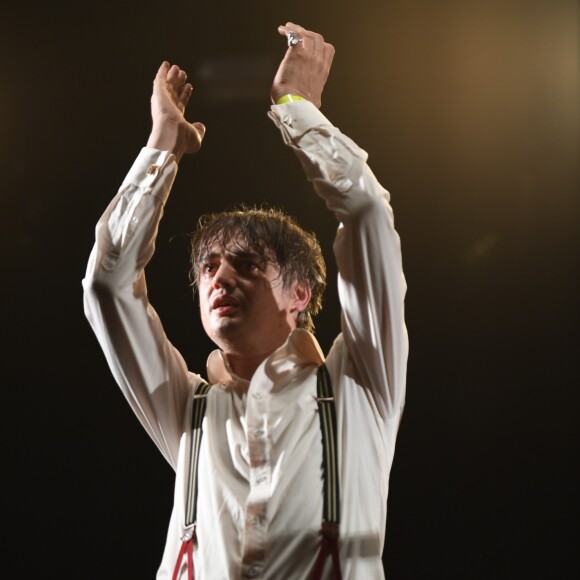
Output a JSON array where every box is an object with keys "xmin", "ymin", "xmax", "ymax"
[{"xmin": 212, "ymin": 261, "xmax": 236, "ymax": 290}]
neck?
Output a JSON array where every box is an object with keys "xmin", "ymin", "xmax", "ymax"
[
  {"xmin": 225, "ymin": 348, "xmax": 275, "ymax": 381},
  {"xmin": 217, "ymin": 326, "xmax": 296, "ymax": 381}
]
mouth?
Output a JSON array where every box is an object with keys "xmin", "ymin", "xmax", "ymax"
[{"xmin": 211, "ymin": 294, "xmax": 240, "ymax": 314}]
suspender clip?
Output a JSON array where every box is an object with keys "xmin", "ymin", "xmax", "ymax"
[
  {"xmin": 321, "ymin": 520, "xmax": 340, "ymax": 540},
  {"xmin": 182, "ymin": 523, "xmax": 196, "ymax": 542}
]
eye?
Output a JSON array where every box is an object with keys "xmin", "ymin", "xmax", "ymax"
[
  {"xmin": 201, "ymin": 261, "xmax": 217, "ymax": 275},
  {"xmin": 242, "ymin": 260, "xmax": 258, "ymax": 270},
  {"xmin": 237, "ymin": 259, "xmax": 260, "ymax": 273}
]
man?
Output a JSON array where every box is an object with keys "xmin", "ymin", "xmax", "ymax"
[{"xmin": 83, "ymin": 22, "xmax": 408, "ymax": 580}]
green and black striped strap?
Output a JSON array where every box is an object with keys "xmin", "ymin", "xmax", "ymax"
[
  {"xmin": 313, "ymin": 363, "xmax": 342, "ymax": 579},
  {"xmin": 184, "ymin": 382, "xmax": 212, "ymax": 528},
  {"xmin": 316, "ymin": 363, "xmax": 340, "ymax": 526},
  {"xmin": 174, "ymin": 382, "xmax": 212, "ymax": 580}
]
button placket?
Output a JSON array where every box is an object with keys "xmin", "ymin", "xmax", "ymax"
[
  {"xmin": 242, "ymin": 383, "xmax": 270, "ymax": 577},
  {"xmin": 243, "ymin": 564, "xmax": 260, "ymax": 578},
  {"xmin": 255, "ymin": 473, "xmax": 268, "ymax": 485}
]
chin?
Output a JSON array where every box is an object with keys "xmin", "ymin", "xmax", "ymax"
[{"xmin": 209, "ymin": 321, "xmax": 244, "ymax": 347}]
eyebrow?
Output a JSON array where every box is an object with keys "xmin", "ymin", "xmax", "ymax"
[{"xmin": 199, "ymin": 248, "xmax": 263, "ymax": 263}]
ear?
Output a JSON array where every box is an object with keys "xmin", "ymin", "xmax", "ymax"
[{"xmin": 292, "ymin": 280, "xmax": 312, "ymax": 315}]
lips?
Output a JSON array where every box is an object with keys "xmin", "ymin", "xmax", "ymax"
[{"xmin": 211, "ymin": 294, "xmax": 240, "ymax": 311}]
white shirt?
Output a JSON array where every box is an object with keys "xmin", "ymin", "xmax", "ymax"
[{"xmin": 83, "ymin": 101, "xmax": 408, "ymax": 579}]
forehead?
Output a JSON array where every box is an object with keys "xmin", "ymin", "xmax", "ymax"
[
  {"xmin": 199, "ymin": 230, "xmax": 274, "ymax": 261},
  {"xmin": 202, "ymin": 239, "xmax": 255, "ymax": 260}
]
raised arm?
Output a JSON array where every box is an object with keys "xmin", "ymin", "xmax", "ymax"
[
  {"xmin": 268, "ymin": 24, "xmax": 408, "ymax": 422},
  {"xmin": 82, "ymin": 62, "xmax": 207, "ymax": 468}
]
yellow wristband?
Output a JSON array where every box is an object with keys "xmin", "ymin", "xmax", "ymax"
[{"xmin": 275, "ymin": 94, "xmax": 306, "ymax": 105}]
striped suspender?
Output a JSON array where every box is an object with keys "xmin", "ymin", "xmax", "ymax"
[
  {"xmin": 312, "ymin": 363, "xmax": 342, "ymax": 580},
  {"xmin": 172, "ymin": 382, "xmax": 212, "ymax": 580},
  {"xmin": 173, "ymin": 365, "xmax": 341, "ymax": 580},
  {"xmin": 185, "ymin": 382, "xmax": 212, "ymax": 527}
]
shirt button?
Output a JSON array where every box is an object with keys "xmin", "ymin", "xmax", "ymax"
[
  {"xmin": 256, "ymin": 475, "xmax": 267, "ymax": 484},
  {"xmin": 146, "ymin": 164, "xmax": 159, "ymax": 175},
  {"xmin": 245, "ymin": 566, "xmax": 258, "ymax": 578},
  {"xmin": 253, "ymin": 429, "xmax": 264, "ymax": 437},
  {"xmin": 131, "ymin": 216, "xmax": 139, "ymax": 224},
  {"xmin": 252, "ymin": 392, "xmax": 262, "ymax": 399}
]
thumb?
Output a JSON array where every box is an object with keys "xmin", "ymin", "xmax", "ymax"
[{"xmin": 193, "ymin": 122, "xmax": 206, "ymax": 140}]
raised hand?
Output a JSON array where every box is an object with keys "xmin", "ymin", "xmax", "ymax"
[
  {"xmin": 271, "ymin": 23, "xmax": 335, "ymax": 109},
  {"xmin": 147, "ymin": 61, "xmax": 206, "ymax": 161}
]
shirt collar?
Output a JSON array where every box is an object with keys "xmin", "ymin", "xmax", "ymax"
[{"xmin": 206, "ymin": 329, "xmax": 325, "ymax": 391}]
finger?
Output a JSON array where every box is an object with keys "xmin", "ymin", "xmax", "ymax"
[
  {"xmin": 177, "ymin": 69, "xmax": 187, "ymax": 85},
  {"xmin": 324, "ymin": 42, "xmax": 336, "ymax": 69},
  {"xmin": 289, "ymin": 23, "xmax": 325, "ymax": 58},
  {"xmin": 192, "ymin": 122, "xmax": 206, "ymax": 140},
  {"xmin": 278, "ymin": 22, "xmax": 305, "ymax": 36},
  {"xmin": 156, "ymin": 61, "xmax": 171, "ymax": 76},
  {"xmin": 184, "ymin": 122, "xmax": 206, "ymax": 155},
  {"xmin": 169, "ymin": 65, "xmax": 190, "ymax": 102},
  {"xmin": 167, "ymin": 64, "xmax": 183, "ymax": 98},
  {"xmin": 310, "ymin": 31, "xmax": 325, "ymax": 57},
  {"xmin": 177, "ymin": 82, "xmax": 193, "ymax": 111},
  {"xmin": 284, "ymin": 22, "xmax": 306, "ymax": 35},
  {"xmin": 153, "ymin": 61, "xmax": 171, "ymax": 89},
  {"xmin": 176, "ymin": 70, "xmax": 188, "ymax": 100},
  {"xmin": 280, "ymin": 22, "xmax": 311, "ymax": 51},
  {"xmin": 167, "ymin": 64, "xmax": 181, "ymax": 83}
]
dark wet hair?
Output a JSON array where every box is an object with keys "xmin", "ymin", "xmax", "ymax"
[{"xmin": 190, "ymin": 204, "xmax": 326, "ymax": 333}]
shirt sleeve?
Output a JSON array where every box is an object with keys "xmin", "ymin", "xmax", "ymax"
[
  {"xmin": 268, "ymin": 101, "xmax": 408, "ymax": 422},
  {"xmin": 82, "ymin": 147, "xmax": 201, "ymax": 469}
]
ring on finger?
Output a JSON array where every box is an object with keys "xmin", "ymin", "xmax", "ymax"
[{"xmin": 287, "ymin": 31, "xmax": 303, "ymax": 47}]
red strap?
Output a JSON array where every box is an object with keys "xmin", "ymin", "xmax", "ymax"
[
  {"xmin": 311, "ymin": 523, "xmax": 342, "ymax": 580},
  {"xmin": 311, "ymin": 536, "xmax": 330, "ymax": 580},
  {"xmin": 172, "ymin": 529, "xmax": 196, "ymax": 580},
  {"xmin": 329, "ymin": 538, "xmax": 342, "ymax": 580}
]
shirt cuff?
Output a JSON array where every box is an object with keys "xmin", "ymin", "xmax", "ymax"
[
  {"xmin": 121, "ymin": 147, "xmax": 177, "ymax": 203},
  {"xmin": 268, "ymin": 100, "xmax": 334, "ymax": 145}
]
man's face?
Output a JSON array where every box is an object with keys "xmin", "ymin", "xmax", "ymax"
[{"xmin": 197, "ymin": 237, "xmax": 308, "ymax": 357}]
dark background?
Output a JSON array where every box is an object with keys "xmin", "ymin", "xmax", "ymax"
[{"xmin": 3, "ymin": 1, "xmax": 578, "ymax": 578}]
